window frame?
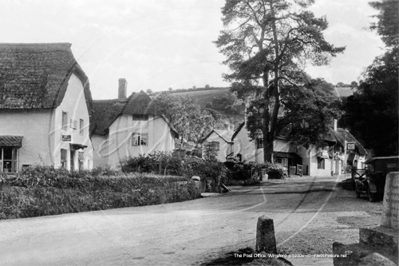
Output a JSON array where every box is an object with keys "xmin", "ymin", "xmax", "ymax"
[
  {"xmin": 79, "ymin": 119, "xmax": 84, "ymax": 135},
  {"xmin": 0, "ymin": 147, "xmax": 18, "ymax": 173},
  {"xmin": 132, "ymin": 115, "xmax": 149, "ymax": 121},
  {"xmin": 62, "ymin": 111, "xmax": 68, "ymax": 130},
  {"xmin": 132, "ymin": 133, "xmax": 148, "ymax": 146}
]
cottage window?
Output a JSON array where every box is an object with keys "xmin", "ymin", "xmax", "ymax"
[
  {"xmin": 62, "ymin": 111, "xmax": 68, "ymax": 130},
  {"xmin": 133, "ymin": 115, "xmax": 149, "ymax": 121},
  {"xmin": 0, "ymin": 147, "xmax": 18, "ymax": 173},
  {"xmin": 317, "ymin": 157, "xmax": 325, "ymax": 169},
  {"xmin": 79, "ymin": 119, "xmax": 84, "ymax": 135},
  {"xmin": 132, "ymin": 133, "xmax": 148, "ymax": 146},
  {"xmin": 70, "ymin": 119, "xmax": 77, "ymax": 129}
]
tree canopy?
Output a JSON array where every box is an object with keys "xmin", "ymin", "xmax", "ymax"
[
  {"xmin": 341, "ymin": 0, "xmax": 398, "ymax": 156},
  {"xmin": 148, "ymin": 92, "xmax": 216, "ymax": 143},
  {"xmin": 215, "ymin": 0, "xmax": 344, "ymax": 161}
]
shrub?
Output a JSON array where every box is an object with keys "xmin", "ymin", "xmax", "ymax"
[
  {"xmin": 120, "ymin": 152, "xmax": 182, "ymax": 175},
  {"xmin": 266, "ymin": 163, "xmax": 285, "ymax": 179},
  {"xmin": 0, "ymin": 166, "xmax": 201, "ymax": 220}
]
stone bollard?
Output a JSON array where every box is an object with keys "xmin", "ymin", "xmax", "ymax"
[{"xmin": 256, "ymin": 215, "xmax": 277, "ymax": 254}]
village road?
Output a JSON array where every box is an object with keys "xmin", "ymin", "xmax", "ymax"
[{"xmin": 0, "ymin": 175, "xmax": 382, "ymax": 266}]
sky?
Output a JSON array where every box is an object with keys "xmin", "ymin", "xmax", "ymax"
[{"xmin": 0, "ymin": 0, "xmax": 385, "ymax": 99}]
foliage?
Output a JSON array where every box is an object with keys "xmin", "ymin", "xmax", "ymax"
[
  {"xmin": 277, "ymin": 79, "xmax": 342, "ymax": 145},
  {"xmin": 369, "ymin": 0, "xmax": 399, "ymax": 48},
  {"xmin": 205, "ymin": 94, "xmax": 243, "ymax": 115},
  {"xmin": 0, "ymin": 165, "xmax": 200, "ymax": 220},
  {"xmin": 120, "ymin": 152, "xmax": 182, "ymax": 175},
  {"xmin": 215, "ymin": 0, "xmax": 344, "ymax": 162},
  {"xmin": 266, "ymin": 163, "xmax": 285, "ymax": 179},
  {"xmin": 340, "ymin": 0, "xmax": 398, "ymax": 156},
  {"xmin": 120, "ymin": 153, "xmax": 229, "ymax": 192},
  {"xmin": 148, "ymin": 92, "xmax": 216, "ymax": 142},
  {"xmin": 341, "ymin": 49, "xmax": 398, "ymax": 156},
  {"xmin": 224, "ymin": 161, "xmax": 284, "ymax": 183}
]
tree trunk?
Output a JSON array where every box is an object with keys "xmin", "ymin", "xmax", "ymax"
[{"xmin": 262, "ymin": 0, "xmax": 281, "ymax": 164}]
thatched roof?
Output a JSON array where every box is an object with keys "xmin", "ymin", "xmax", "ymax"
[
  {"xmin": 231, "ymin": 122, "xmax": 245, "ymax": 141},
  {"xmin": 331, "ymin": 128, "xmax": 367, "ymax": 155},
  {"xmin": 202, "ymin": 129, "xmax": 234, "ymax": 144},
  {"xmin": 91, "ymin": 91, "xmax": 156, "ymax": 135},
  {"xmin": 0, "ymin": 43, "xmax": 92, "ymax": 112},
  {"xmin": 90, "ymin": 99, "xmax": 126, "ymax": 135}
]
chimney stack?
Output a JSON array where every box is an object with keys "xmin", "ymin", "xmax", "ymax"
[{"xmin": 118, "ymin": 78, "xmax": 127, "ymax": 100}]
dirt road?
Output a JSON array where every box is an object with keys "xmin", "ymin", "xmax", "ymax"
[{"xmin": 0, "ymin": 175, "xmax": 382, "ymax": 265}]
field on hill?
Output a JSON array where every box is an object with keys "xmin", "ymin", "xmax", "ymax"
[{"xmin": 170, "ymin": 88, "xmax": 232, "ymax": 108}]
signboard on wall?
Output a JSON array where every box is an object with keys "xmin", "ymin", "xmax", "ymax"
[
  {"xmin": 347, "ymin": 142, "xmax": 356, "ymax": 150},
  {"xmin": 62, "ymin": 135, "xmax": 71, "ymax": 141}
]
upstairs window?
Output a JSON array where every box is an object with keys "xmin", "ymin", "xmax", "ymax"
[
  {"xmin": 62, "ymin": 111, "xmax": 68, "ymax": 130},
  {"xmin": 132, "ymin": 133, "xmax": 148, "ymax": 146},
  {"xmin": 70, "ymin": 119, "xmax": 77, "ymax": 129},
  {"xmin": 79, "ymin": 119, "xmax": 84, "ymax": 135},
  {"xmin": 133, "ymin": 115, "xmax": 149, "ymax": 121}
]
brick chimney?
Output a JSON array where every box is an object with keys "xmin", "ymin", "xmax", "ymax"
[{"xmin": 118, "ymin": 78, "xmax": 127, "ymax": 100}]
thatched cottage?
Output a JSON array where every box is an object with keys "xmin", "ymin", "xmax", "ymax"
[
  {"xmin": 90, "ymin": 79, "xmax": 178, "ymax": 169},
  {"xmin": 201, "ymin": 129, "xmax": 234, "ymax": 161},
  {"xmin": 0, "ymin": 43, "xmax": 94, "ymax": 172},
  {"xmin": 231, "ymin": 121, "xmax": 367, "ymax": 177}
]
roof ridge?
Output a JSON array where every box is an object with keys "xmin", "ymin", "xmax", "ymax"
[{"xmin": 0, "ymin": 43, "xmax": 71, "ymax": 50}]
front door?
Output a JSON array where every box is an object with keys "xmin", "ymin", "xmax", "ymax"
[{"xmin": 70, "ymin": 150, "xmax": 75, "ymax": 171}]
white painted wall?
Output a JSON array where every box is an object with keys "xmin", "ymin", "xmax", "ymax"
[
  {"xmin": 52, "ymin": 73, "xmax": 93, "ymax": 170},
  {"xmin": 94, "ymin": 115, "xmax": 176, "ymax": 169},
  {"xmin": 0, "ymin": 73, "xmax": 93, "ymax": 171},
  {"xmin": 0, "ymin": 109, "xmax": 53, "ymax": 169},
  {"xmin": 203, "ymin": 132, "xmax": 233, "ymax": 162},
  {"xmin": 233, "ymin": 125, "xmax": 262, "ymax": 163},
  {"xmin": 92, "ymin": 135, "xmax": 108, "ymax": 168}
]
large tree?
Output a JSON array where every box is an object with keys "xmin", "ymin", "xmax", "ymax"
[
  {"xmin": 215, "ymin": 0, "xmax": 344, "ymax": 162},
  {"xmin": 148, "ymin": 92, "xmax": 216, "ymax": 143},
  {"xmin": 341, "ymin": 0, "xmax": 398, "ymax": 156}
]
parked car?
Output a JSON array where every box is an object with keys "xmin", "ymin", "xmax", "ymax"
[{"xmin": 354, "ymin": 156, "xmax": 399, "ymax": 202}]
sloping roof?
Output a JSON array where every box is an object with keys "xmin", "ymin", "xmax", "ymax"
[
  {"xmin": 202, "ymin": 129, "xmax": 234, "ymax": 144},
  {"xmin": 0, "ymin": 135, "xmax": 23, "ymax": 147},
  {"xmin": 232, "ymin": 122, "xmax": 245, "ymax": 141},
  {"xmin": 91, "ymin": 91, "xmax": 164, "ymax": 135},
  {"xmin": 122, "ymin": 91, "xmax": 152, "ymax": 115},
  {"xmin": 0, "ymin": 43, "xmax": 92, "ymax": 111},
  {"xmin": 331, "ymin": 128, "xmax": 367, "ymax": 155},
  {"xmin": 91, "ymin": 99, "xmax": 126, "ymax": 135}
]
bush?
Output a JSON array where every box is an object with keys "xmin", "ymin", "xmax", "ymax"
[
  {"xmin": 266, "ymin": 163, "xmax": 285, "ymax": 179},
  {"xmin": 120, "ymin": 153, "xmax": 229, "ymax": 192},
  {"xmin": 0, "ymin": 165, "xmax": 201, "ymax": 220},
  {"xmin": 120, "ymin": 152, "xmax": 182, "ymax": 175},
  {"xmin": 180, "ymin": 157, "xmax": 228, "ymax": 192}
]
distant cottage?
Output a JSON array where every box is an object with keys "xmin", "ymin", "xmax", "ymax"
[
  {"xmin": 0, "ymin": 43, "xmax": 94, "ymax": 172},
  {"xmin": 231, "ymin": 120, "xmax": 367, "ymax": 176},
  {"xmin": 91, "ymin": 79, "xmax": 179, "ymax": 169}
]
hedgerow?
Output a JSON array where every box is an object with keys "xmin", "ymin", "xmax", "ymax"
[{"xmin": 0, "ymin": 165, "xmax": 200, "ymax": 220}]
